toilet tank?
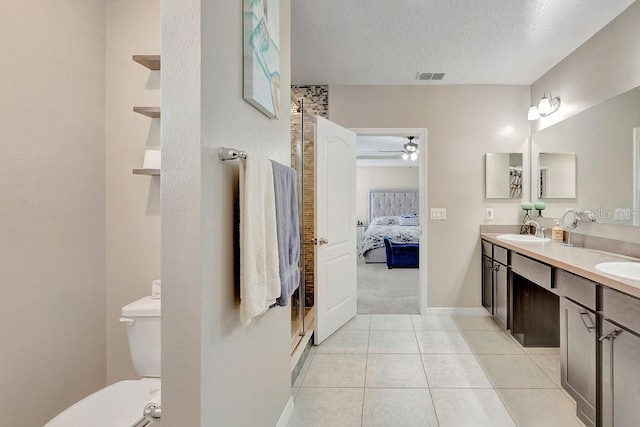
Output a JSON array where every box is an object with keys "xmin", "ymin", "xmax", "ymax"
[{"xmin": 120, "ymin": 296, "xmax": 161, "ymax": 377}]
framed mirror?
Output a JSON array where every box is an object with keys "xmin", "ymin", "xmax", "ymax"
[
  {"xmin": 537, "ymin": 153, "xmax": 576, "ymax": 199},
  {"xmin": 485, "ymin": 153, "xmax": 523, "ymax": 199}
]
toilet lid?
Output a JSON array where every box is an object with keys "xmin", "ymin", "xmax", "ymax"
[{"xmin": 45, "ymin": 379, "xmax": 161, "ymax": 427}]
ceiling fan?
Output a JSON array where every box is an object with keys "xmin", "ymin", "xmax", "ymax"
[{"xmin": 357, "ymin": 136, "xmax": 419, "ymax": 161}]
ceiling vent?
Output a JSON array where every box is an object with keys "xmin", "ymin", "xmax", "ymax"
[{"xmin": 417, "ymin": 72, "xmax": 445, "ymax": 81}]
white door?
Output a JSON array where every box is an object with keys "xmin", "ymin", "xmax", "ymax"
[{"xmin": 314, "ymin": 117, "xmax": 357, "ymax": 344}]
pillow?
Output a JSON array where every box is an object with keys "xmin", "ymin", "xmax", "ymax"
[
  {"xmin": 398, "ymin": 214, "xmax": 419, "ymax": 226},
  {"xmin": 371, "ymin": 216, "xmax": 399, "ymax": 226}
]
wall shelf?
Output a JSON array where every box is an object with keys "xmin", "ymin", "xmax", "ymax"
[
  {"xmin": 133, "ymin": 107, "xmax": 160, "ymax": 118},
  {"xmin": 132, "ymin": 55, "xmax": 160, "ymax": 71},
  {"xmin": 132, "ymin": 168, "xmax": 160, "ymax": 176}
]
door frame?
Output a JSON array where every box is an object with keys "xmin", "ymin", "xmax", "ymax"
[{"xmin": 350, "ymin": 127, "xmax": 428, "ymax": 314}]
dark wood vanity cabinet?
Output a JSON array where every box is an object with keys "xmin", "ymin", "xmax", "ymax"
[
  {"xmin": 482, "ymin": 255, "xmax": 493, "ymax": 314},
  {"xmin": 481, "ymin": 240, "xmax": 509, "ymax": 329},
  {"xmin": 601, "ymin": 288, "xmax": 640, "ymax": 427},
  {"xmin": 560, "ymin": 297, "xmax": 597, "ymax": 427},
  {"xmin": 557, "ymin": 270, "xmax": 597, "ymax": 427}
]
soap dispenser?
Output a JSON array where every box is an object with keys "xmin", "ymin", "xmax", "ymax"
[{"xmin": 552, "ymin": 220, "xmax": 564, "ymax": 243}]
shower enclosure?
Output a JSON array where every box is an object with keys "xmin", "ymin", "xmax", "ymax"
[{"xmin": 290, "ymin": 97, "xmax": 315, "ymax": 352}]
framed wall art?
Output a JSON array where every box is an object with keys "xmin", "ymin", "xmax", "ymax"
[{"xmin": 243, "ymin": 0, "xmax": 280, "ymax": 119}]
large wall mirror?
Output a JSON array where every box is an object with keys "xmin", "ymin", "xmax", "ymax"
[
  {"xmin": 485, "ymin": 153, "xmax": 523, "ymax": 199},
  {"xmin": 531, "ymin": 85, "xmax": 640, "ymax": 225}
]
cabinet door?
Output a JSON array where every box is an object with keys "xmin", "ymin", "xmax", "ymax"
[
  {"xmin": 601, "ymin": 319, "xmax": 640, "ymax": 427},
  {"xmin": 482, "ymin": 256, "xmax": 493, "ymax": 314},
  {"xmin": 493, "ymin": 262, "xmax": 508, "ymax": 330},
  {"xmin": 560, "ymin": 298, "xmax": 596, "ymax": 427}
]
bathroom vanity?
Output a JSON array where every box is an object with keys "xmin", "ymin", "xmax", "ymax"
[{"xmin": 480, "ymin": 233, "xmax": 640, "ymax": 427}]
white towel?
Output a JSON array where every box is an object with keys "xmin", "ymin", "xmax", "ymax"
[{"xmin": 239, "ymin": 157, "xmax": 281, "ymax": 325}]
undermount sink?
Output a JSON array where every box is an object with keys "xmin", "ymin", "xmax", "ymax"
[
  {"xmin": 595, "ymin": 262, "xmax": 640, "ymax": 281},
  {"xmin": 496, "ymin": 234, "xmax": 550, "ymax": 243}
]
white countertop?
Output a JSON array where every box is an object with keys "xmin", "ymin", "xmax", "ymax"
[{"xmin": 481, "ymin": 233, "xmax": 640, "ymax": 299}]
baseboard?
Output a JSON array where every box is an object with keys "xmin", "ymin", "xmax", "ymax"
[
  {"xmin": 276, "ymin": 396, "xmax": 295, "ymax": 427},
  {"xmin": 422, "ymin": 307, "xmax": 490, "ymax": 316}
]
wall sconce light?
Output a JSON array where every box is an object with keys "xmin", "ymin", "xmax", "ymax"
[{"xmin": 527, "ymin": 91, "xmax": 561, "ymax": 121}]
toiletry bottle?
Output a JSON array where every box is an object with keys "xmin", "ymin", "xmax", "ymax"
[{"xmin": 552, "ymin": 220, "xmax": 563, "ymax": 243}]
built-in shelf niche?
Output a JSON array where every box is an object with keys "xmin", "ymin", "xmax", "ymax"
[
  {"xmin": 132, "ymin": 55, "xmax": 160, "ymax": 71},
  {"xmin": 133, "ymin": 107, "xmax": 160, "ymax": 118},
  {"xmin": 132, "ymin": 168, "xmax": 160, "ymax": 176}
]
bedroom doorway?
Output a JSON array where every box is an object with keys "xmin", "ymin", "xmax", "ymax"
[{"xmin": 352, "ymin": 128, "xmax": 428, "ymax": 314}]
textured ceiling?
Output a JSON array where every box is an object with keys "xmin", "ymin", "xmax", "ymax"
[{"xmin": 292, "ymin": 0, "xmax": 635, "ymax": 85}]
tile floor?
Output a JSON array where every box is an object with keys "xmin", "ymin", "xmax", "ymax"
[{"xmin": 288, "ymin": 314, "xmax": 585, "ymax": 427}]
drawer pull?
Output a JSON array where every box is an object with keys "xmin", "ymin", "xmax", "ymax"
[{"xmin": 579, "ymin": 311, "xmax": 595, "ymax": 333}]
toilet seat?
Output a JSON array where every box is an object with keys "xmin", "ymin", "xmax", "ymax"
[{"xmin": 45, "ymin": 378, "xmax": 161, "ymax": 427}]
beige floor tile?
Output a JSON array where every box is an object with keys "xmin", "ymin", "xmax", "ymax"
[
  {"xmin": 368, "ymin": 330, "xmax": 419, "ymax": 353},
  {"xmin": 476, "ymin": 355, "xmax": 558, "ymax": 388},
  {"xmin": 416, "ymin": 330, "xmax": 472, "ymax": 354},
  {"xmin": 411, "ymin": 314, "xmax": 459, "ymax": 331},
  {"xmin": 431, "ymin": 388, "xmax": 515, "ymax": 427},
  {"xmin": 315, "ymin": 330, "xmax": 369, "ymax": 354},
  {"xmin": 452, "ymin": 315, "xmax": 502, "ymax": 330},
  {"xmin": 422, "ymin": 354, "xmax": 492, "ymax": 388},
  {"xmin": 339, "ymin": 314, "xmax": 371, "ymax": 331},
  {"xmin": 370, "ymin": 314, "xmax": 414, "ymax": 330},
  {"xmin": 530, "ymin": 354, "xmax": 562, "ymax": 387},
  {"xmin": 522, "ymin": 346, "xmax": 561, "ymax": 355},
  {"xmin": 303, "ymin": 354, "xmax": 367, "ymax": 388},
  {"xmin": 497, "ymin": 388, "xmax": 585, "ymax": 427},
  {"xmin": 365, "ymin": 354, "xmax": 428, "ymax": 388},
  {"xmin": 290, "ymin": 388, "xmax": 364, "ymax": 427},
  {"xmin": 293, "ymin": 352, "xmax": 315, "ymax": 388},
  {"xmin": 362, "ymin": 388, "xmax": 438, "ymax": 426},
  {"xmin": 461, "ymin": 330, "xmax": 525, "ymax": 354}
]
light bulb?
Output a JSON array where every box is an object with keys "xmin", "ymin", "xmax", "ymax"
[
  {"xmin": 401, "ymin": 152, "xmax": 409, "ymax": 161},
  {"xmin": 538, "ymin": 97, "xmax": 551, "ymax": 115},
  {"xmin": 410, "ymin": 152, "xmax": 418, "ymax": 161},
  {"xmin": 527, "ymin": 105, "xmax": 540, "ymax": 121}
]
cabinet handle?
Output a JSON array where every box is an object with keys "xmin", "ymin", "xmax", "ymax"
[
  {"xmin": 598, "ymin": 329, "xmax": 621, "ymax": 342},
  {"xmin": 579, "ymin": 310, "xmax": 595, "ymax": 333}
]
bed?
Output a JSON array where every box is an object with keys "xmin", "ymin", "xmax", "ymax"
[{"xmin": 358, "ymin": 190, "xmax": 420, "ymax": 263}]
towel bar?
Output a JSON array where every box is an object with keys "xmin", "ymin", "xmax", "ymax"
[{"xmin": 219, "ymin": 147, "xmax": 247, "ymax": 161}]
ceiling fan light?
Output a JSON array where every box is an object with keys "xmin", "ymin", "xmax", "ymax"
[
  {"xmin": 527, "ymin": 105, "xmax": 540, "ymax": 121},
  {"xmin": 404, "ymin": 142, "xmax": 417, "ymax": 152},
  {"xmin": 410, "ymin": 152, "xmax": 418, "ymax": 161},
  {"xmin": 401, "ymin": 152, "xmax": 409, "ymax": 161}
]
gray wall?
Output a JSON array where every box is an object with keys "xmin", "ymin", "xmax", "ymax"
[
  {"xmin": 105, "ymin": 0, "xmax": 162, "ymax": 384},
  {"xmin": 330, "ymin": 85, "xmax": 530, "ymax": 308},
  {"xmin": 161, "ymin": 0, "xmax": 292, "ymax": 425},
  {"xmin": 0, "ymin": 1, "xmax": 107, "ymax": 425}
]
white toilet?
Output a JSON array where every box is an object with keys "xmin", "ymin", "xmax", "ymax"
[{"xmin": 46, "ymin": 295, "xmax": 161, "ymax": 427}]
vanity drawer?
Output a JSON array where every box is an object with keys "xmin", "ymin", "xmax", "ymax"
[
  {"xmin": 494, "ymin": 245, "xmax": 508, "ymax": 265},
  {"xmin": 556, "ymin": 270, "xmax": 596, "ymax": 310},
  {"xmin": 481, "ymin": 240, "xmax": 492, "ymax": 257},
  {"xmin": 603, "ymin": 288, "xmax": 640, "ymax": 333},
  {"xmin": 511, "ymin": 253, "xmax": 553, "ymax": 291}
]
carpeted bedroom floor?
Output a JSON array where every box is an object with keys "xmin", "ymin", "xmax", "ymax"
[{"xmin": 357, "ymin": 262, "xmax": 420, "ymax": 314}]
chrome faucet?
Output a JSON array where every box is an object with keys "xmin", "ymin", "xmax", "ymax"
[{"xmin": 525, "ymin": 219, "xmax": 546, "ymax": 238}]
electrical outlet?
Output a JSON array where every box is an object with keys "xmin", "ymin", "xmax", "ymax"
[
  {"xmin": 430, "ymin": 208, "xmax": 447, "ymax": 220},
  {"xmin": 486, "ymin": 207, "xmax": 495, "ymax": 221}
]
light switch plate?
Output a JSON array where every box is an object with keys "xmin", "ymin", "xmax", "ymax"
[
  {"xmin": 430, "ymin": 208, "xmax": 447, "ymax": 220},
  {"xmin": 486, "ymin": 207, "xmax": 495, "ymax": 221}
]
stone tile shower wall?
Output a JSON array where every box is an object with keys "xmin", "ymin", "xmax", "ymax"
[{"xmin": 291, "ymin": 85, "xmax": 328, "ymax": 308}]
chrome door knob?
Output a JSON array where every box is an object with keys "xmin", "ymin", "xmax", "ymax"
[{"xmin": 318, "ymin": 238, "xmax": 329, "ymax": 245}]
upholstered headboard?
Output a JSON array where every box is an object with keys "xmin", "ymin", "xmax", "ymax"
[{"xmin": 369, "ymin": 190, "xmax": 419, "ymax": 224}]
